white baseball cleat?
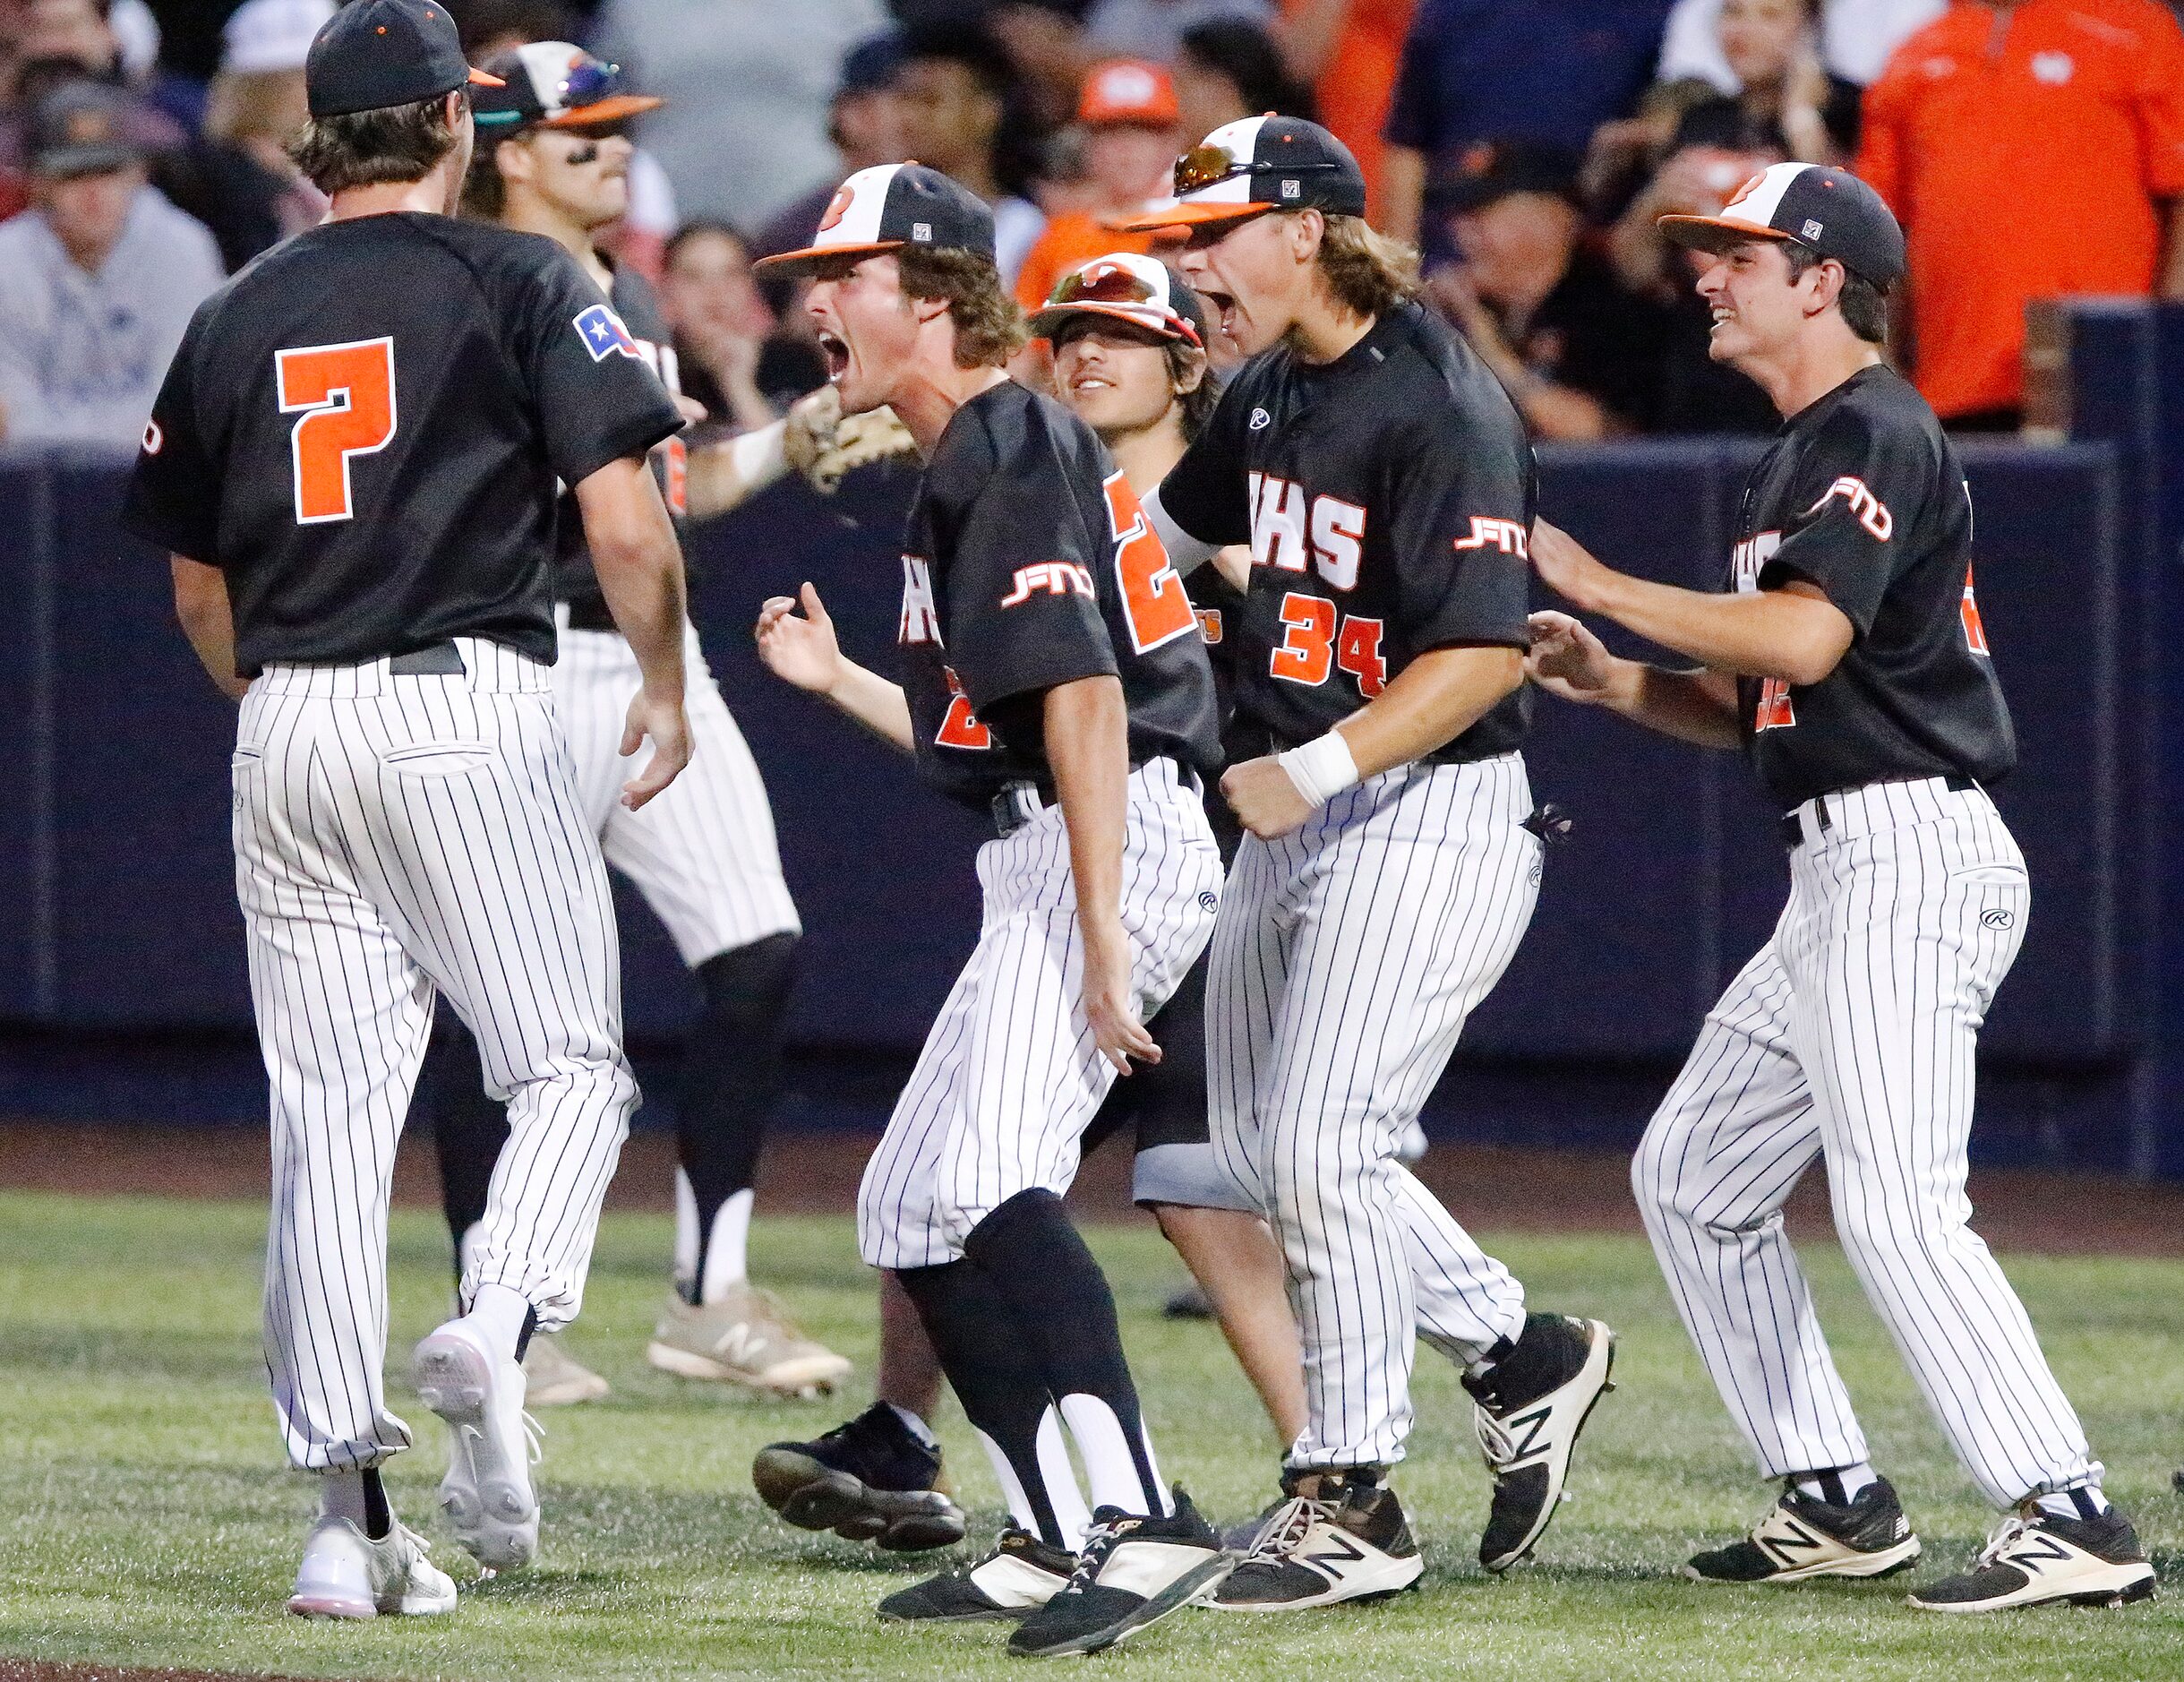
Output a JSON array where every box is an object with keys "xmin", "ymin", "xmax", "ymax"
[
  {"xmin": 1907, "ymin": 1504, "xmax": 2156, "ymax": 1612},
  {"xmin": 287, "ymin": 1515, "xmax": 457, "ymax": 1619},
  {"xmin": 413, "ymin": 1317, "xmax": 542, "ymax": 1572}
]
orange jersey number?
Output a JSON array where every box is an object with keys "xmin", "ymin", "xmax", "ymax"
[
  {"xmin": 1104, "ymin": 472, "xmax": 1195, "ymax": 653},
  {"xmin": 1271, "ymin": 593, "xmax": 1386, "ymax": 697},
  {"xmin": 276, "ymin": 337, "xmax": 398, "ymax": 525}
]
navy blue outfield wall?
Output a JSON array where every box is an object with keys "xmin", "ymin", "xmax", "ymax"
[{"xmin": 1, "ymin": 313, "xmax": 2177, "ymax": 1175}]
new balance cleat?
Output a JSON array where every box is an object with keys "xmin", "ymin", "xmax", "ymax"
[
  {"xmin": 1008, "ymin": 1490, "xmax": 1231, "ymax": 1656},
  {"xmin": 1466, "ymin": 1311, "xmax": 1616, "ymax": 1571},
  {"xmin": 1908, "ymin": 1504, "xmax": 2155, "ymax": 1612},
  {"xmin": 520, "ymin": 1333, "xmax": 610, "ymax": 1406},
  {"xmin": 877, "ymin": 1527, "xmax": 1075, "ymax": 1622},
  {"xmin": 753, "ymin": 1402, "xmax": 966, "ymax": 1551},
  {"xmin": 1686, "ymin": 1478, "xmax": 1922, "ymax": 1583},
  {"xmin": 1211, "ymin": 1472, "xmax": 1423, "ymax": 1610},
  {"xmin": 648, "ymin": 1283, "xmax": 852, "ymax": 1396}
]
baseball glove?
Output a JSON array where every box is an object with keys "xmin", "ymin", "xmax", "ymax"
[{"xmin": 783, "ymin": 384, "xmax": 919, "ymax": 494}]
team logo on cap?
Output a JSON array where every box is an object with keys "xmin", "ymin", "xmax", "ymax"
[{"xmin": 819, "ymin": 183, "xmax": 854, "ymax": 232}]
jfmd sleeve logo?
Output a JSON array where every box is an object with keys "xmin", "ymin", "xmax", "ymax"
[{"xmin": 574, "ymin": 305, "xmax": 641, "ymax": 362}]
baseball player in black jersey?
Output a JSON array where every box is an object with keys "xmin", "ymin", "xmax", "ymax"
[
  {"xmin": 1122, "ymin": 116, "xmax": 1615, "ymax": 1609},
  {"xmin": 749, "ymin": 253, "xmax": 1306, "ymax": 1566},
  {"xmin": 410, "ymin": 39, "xmax": 850, "ymax": 1410},
  {"xmin": 749, "ymin": 164, "xmax": 1231, "ymax": 1657},
  {"xmin": 1526, "ymin": 162, "xmax": 2153, "ymax": 1612},
  {"xmin": 122, "ymin": 0, "xmax": 689, "ymax": 1617}
]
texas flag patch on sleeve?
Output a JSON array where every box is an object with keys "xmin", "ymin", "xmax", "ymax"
[{"xmin": 574, "ymin": 304, "xmax": 640, "ymax": 361}]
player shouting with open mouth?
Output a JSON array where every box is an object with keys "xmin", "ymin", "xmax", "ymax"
[
  {"xmin": 1525, "ymin": 162, "xmax": 2154, "ymax": 1614},
  {"xmin": 1121, "ymin": 117, "xmax": 1616, "ymax": 1608},
  {"xmin": 749, "ymin": 164, "xmax": 1229, "ymax": 1657}
]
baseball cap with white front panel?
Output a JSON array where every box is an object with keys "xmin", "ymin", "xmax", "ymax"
[
  {"xmin": 1658, "ymin": 160, "xmax": 1906, "ymax": 288},
  {"xmin": 1027, "ymin": 252, "xmax": 1203, "ymax": 346},
  {"xmin": 1115, "ymin": 113, "xmax": 1366, "ymax": 232},
  {"xmin": 753, "ymin": 161, "xmax": 996, "ymax": 272}
]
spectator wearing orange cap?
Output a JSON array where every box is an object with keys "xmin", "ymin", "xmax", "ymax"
[
  {"xmin": 1013, "ymin": 58, "xmax": 1185, "ymax": 310},
  {"xmin": 1858, "ymin": 0, "xmax": 2184, "ymax": 427}
]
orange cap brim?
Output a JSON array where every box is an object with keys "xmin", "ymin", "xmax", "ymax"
[
  {"xmin": 1108, "ymin": 200, "xmax": 1276, "ymax": 234},
  {"xmin": 1027, "ymin": 299, "xmax": 1197, "ymax": 345},
  {"xmin": 467, "ymin": 66, "xmax": 507, "ymax": 87},
  {"xmin": 750, "ymin": 239, "xmax": 904, "ymax": 274},
  {"xmin": 1657, "ymin": 212, "xmax": 1793, "ymax": 254},
  {"xmin": 544, "ymin": 93, "xmax": 666, "ymax": 127}
]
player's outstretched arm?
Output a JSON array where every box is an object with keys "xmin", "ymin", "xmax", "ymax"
[
  {"xmin": 1529, "ymin": 519, "xmax": 1853, "ymax": 686},
  {"xmin": 1044, "ymin": 674, "xmax": 1161, "ymax": 1076},
  {"xmin": 754, "ymin": 583, "xmax": 915, "ymax": 753},
  {"xmin": 574, "ymin": 455, "xmax": 692, "ymax": 809},
  {"xmin": 1526, "ymin": 610, "xmax": 1743, "ymax": 749},
  {"xmin": 170, "ymin": 556, "xmax": 247, "ymax": 700}
]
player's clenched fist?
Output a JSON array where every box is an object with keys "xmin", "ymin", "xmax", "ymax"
[
  {"xmin": 1221, "ymin": 755, "xmax": 1317, "ymax": 840},
  {"xmin": 1524, "ymin": 611, "xmax": 1617, "ymax": 703},
  {"xmin": 755, "ymin": 583, "xmax": 844, "ymax": 696}
]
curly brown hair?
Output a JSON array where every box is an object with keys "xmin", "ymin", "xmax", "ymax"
[
  {"xmin": 1312, "ymin": 213, "xmax": 1421, "ymax": 320},
  {"xmin": 895, "ymin": 245, "xmax": 1029, "ymax": 369},
  {"xmin": 288, "ymin": 92, "xmax": 462, "ymax": 195}
]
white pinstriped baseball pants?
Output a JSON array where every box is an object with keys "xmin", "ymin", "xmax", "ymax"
[
  {"xmin": 1208, "ymin": 753, "xmax": 1539, "ymax": 1471},
  {"xmin": 1634, "ymin": 777, "xmax": 2100, "ymax": 1506},
  {"xmin": 234, "ymin": 639, "xmax": 638, "ymax": 1472},
  {"xmin": 859, "ymin": 759, "xmax": 1221, "ymax": 1269},
  {"xmin": 554, "ymin": 619, "xmax": 799, "ymax": 963}
]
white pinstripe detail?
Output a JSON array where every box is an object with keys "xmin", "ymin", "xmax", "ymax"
[
  {"xmin": 238, "ymin": 638, "xmax": 638, "ymax": 1472},
  {"xmin": 552, "ymin": 620, "xmax": 799, "ymax": 962},
  {"xmin": 1635, "ymin": 779, "xmax": 2100, "ymax": 1506},
  {"xmin": 857, "ymin": 760, "xmax": 1222, "ymax": 1269},
  {"xmin": 1208, "ymin": 753, "xmax": 1540, "ymax": 1470}
]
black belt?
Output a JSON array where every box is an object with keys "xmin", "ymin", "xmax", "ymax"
[
  {"xmin": 389, "ymin": 641, "xmax": 466, "ymax": 675},
  {"xmin": 563, "ymin": 598, "xmax": 617, "ymax": 633},
  {"xmin": 991, "ymin": 755, "xmax": 1200, "ymax": 838},
  {"xmin": 1778, "ymin": 772, "xmax": 1977, "ymax": 849}
]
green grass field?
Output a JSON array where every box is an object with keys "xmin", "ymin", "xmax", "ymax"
[{"xmin": 1, "ymin": 1188, "xmax": 2180, "ymax": 1680}]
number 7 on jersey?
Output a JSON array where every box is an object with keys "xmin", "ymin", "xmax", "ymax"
[{"xmin": 277, "ymin": 337, "xmax": 398, "ymax": 525}]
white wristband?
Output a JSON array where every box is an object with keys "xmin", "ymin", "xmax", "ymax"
[
  {"xmin": 1277, "ymin": 730, "xmax": 1361, "ymax": 808},
  {"xmin": 726, "ymin": 420, "xmax": 789, "ymax": 492}
]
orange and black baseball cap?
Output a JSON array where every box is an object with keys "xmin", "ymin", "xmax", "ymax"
[
  {"xmin": 1078, "ymin": 59, "xmax": 1179, "ymax": 129},
  {"xmin": 1115, "ymin": 114, "xmax": 1366, "ymax": 233},
  {"xmin": 754, "ymin": 161, "xmax": 995, "ymax": 273},
  {"xmin": 305, "ymin": 0, "xmax": 501, "ymax": 120},
  {"xmin": 1028, "ymin": 252, "xmax": 1203, "ymax": 347},
  {"xmin": 472, "ymin": 42, "xmax": 662, "ymax": 133},
  {"xmin": 1659, "ymin": 160, "xmax": 1906, "ymax": 288}
]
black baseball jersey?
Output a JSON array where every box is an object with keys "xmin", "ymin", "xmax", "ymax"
[
  {"xmin": 897, "ymin": 379, "xmax": 1220, "ymax": 811},
  {"xmin": 555, "ymin": 262, "xmax": 686, "ymax": 621},
  {"xmin": 123, "ymin": 212, "xmax": 682, "ymax": 675},
  {"xmin": 1156, "ymin": 300, "xmax": 1535, "ymax": 762},
  {"xmin": 1730, "ymin": 364, "xmax": 2014, "ymax": 809}
]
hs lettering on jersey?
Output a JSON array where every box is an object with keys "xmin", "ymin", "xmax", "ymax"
[
  {"xmin": 1248, "ymin": 471, "xmax": 1365, "ymax": 589},
  {"xmin": 900, "ymin": 555, "xmax": 943, "ymax": 645},
  {"xmin": 1000, "ymin": 562, "xmax": 1095, "ymax": 605},
  {"xmin": 1733, "ymin": 531, "xmax": 1796, "ymax": 732},
  {"xmin": 900, "ymin": 556, "xmax": 995, "ymax": 751}
]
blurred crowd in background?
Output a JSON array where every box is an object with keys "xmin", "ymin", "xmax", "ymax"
[{"xmin": 4, "ymin": 0, "xmax": 2183, "ymax": 456}]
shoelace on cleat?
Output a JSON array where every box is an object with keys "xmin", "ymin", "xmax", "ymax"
[
  {"xmin": 1238, "ymin": 1496, "xmax": 1338, "ymax": 1566},
  {"xmin": 1065, "ymin": 1519, "xmax": 1126, "ymax": 1589},
  {"xmin": 1970, "ymin": 1513, "xmax": 2032, "ymax": 1571},
  {"xmin": 520, "ymin": 1410, "xmax": 544, "ymax": 1467},
  {"xmin": 1474, "ymin": 1406, "xmax": 1526, "ymax": 1472}
]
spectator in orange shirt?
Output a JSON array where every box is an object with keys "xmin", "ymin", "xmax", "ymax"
[
  {"xmin": 1278, "ymin": 0, "xmax": 1412, "ymax": 222},
  {"xmin": 1014, "ymin": 58, "xmax": 1183, "ymax": 310},
  {"xmin": 1859, "ymin": 0, "xmax": 2184, "ymax": 427}
]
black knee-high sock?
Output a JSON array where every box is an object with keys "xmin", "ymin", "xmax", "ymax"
[
  {"xmin": 895, "ymin": 1258, "xmax": 1071, "ymax": 1547},
  {"xmin": 422, "ymin": 1009, "xmax": 510, "ymax": 1283},
  {"xmin": 679, "ymin": 933, "xmax": 796, "ymax": 1299},
  {"xmin": 964, "ymin": 1189, "xmax": 1168, "ymax": 1516}
]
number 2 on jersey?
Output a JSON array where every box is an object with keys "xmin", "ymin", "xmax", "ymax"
[
  {"xmin": 276, "ymin": 337, "xmax": 397, "ymax": 525},
  {"xmin": 1103, "ymin": 472, "xmax": 1195, "ymax": 653}
]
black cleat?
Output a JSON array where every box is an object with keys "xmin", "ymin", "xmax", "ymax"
[
  {"xmin": 878, "ymin": 1528, "xmax": 1075, "ymax": 1623},
  {"xmin": 1908, "ymin": 1503, "xmax": 2156, "ymax": 1613},
  {"xmin": 1007, "ymin": 1489, "xmax": 1230, "ymax": 1656},
  {"xmin": 1211, "ymin": 1470, "xmax": 1422, "ymax": 1610},
  {"xmin": 1687, "ymin": 1478, "xmax": 1922, "ymax": 1583},
  {"xmin": 752, "ymin": 1402, "xmax": 965, "ymax": 1551},
  {"xmin": 1464, "ymin": 1312, "xmax": 1616, "ymax": 1572}
]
